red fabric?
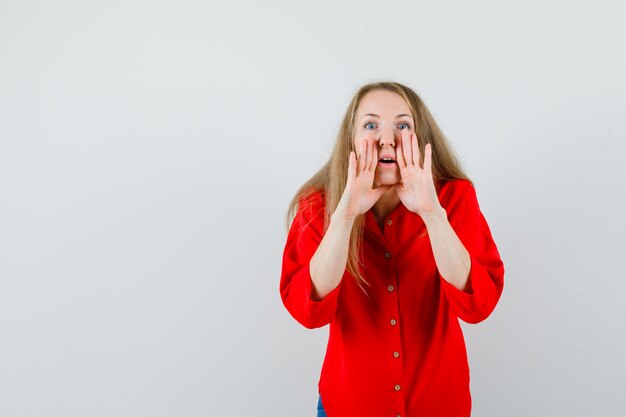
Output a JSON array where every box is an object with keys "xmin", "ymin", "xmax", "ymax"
[{"xmin": 279, "ymin": 179, "xmax": 505, "ymax": 417}]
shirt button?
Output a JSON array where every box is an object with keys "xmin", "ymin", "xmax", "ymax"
[
  {"xmin": 393, "ymin": 351, "xmax": 400, "ymax": 358},
  {"xmin": 388, "ymin": 285, "xmax": 394, "ymax": 292},
  {"xmin": 387, "ymin": 219, "xmax": 393, "ymax": 226},
  {"xmin": 394, "ymin": 384, "xmax": 401, "ymax": 391},
  {"xmin": 385, "ymin": 252, "xmax": 391, "ymax": 259},
  {"xmin": 390, "ymin": 319, "xmax": 397, "ymax": 326}
]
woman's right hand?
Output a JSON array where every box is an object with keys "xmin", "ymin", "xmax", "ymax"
[{"xmin": 335, "ymin": 135, "xmax": 392, "ymax": 221}]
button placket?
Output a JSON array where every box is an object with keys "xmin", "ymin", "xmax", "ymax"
[{"xmin": 381, "ymin": 239, "xmax": 402, "ymax": 414}]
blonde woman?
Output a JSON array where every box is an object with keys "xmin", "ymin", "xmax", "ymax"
[{"xmin": 279, "ymin": 81, "xmax": 505, "ymax": 417}]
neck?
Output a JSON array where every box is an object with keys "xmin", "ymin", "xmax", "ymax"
[{"xmin": 372, "ymin": 187, "xmax": 401, "ymax": 221}]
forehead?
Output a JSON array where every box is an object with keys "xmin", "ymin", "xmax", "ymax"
[{"xmin": 356, "ymin": 90, "xmax": 411, "ymax": 117}]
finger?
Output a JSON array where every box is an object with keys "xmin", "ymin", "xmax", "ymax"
[
  {"xmin": 364, "ymin": 136, "xmax": 371, "ymax": 172},
  {"xmin": 411, "ymin": 133, "xmax": 420, "ymax": 167},
  {"xmin": 357, "ymin": 139, "xmax": 367, "ymax": 173},
  {"xmin": 347, "ymin": 151, "xmax": 356, "ymax": 182},
  {"xmin": 401, "ymin": 129, "xmax": 412, "ymax": 168},
  {"xmin": 424, "ymin": 143, "xmax": 433, "ymax": 173},
  {"xmin": 369, "ymin": 137, "xmax": 378, "ymax": 172},
  {"xmin": 396, "ymin": 134, "xmax": 407, "ymax": 169}
]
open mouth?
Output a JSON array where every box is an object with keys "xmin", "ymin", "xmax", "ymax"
[{"xmin": 378, "ymin": 157, "xmax": 396, "ymax": 164}]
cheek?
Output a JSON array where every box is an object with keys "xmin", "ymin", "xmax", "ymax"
[
  {"xmin": 353, "ymin": 130, "xmax": 381, "ymax": 154},
  {"xmin": 353, "ymin": 135, "xmax": 368, "ymax": 151},
  {"xmin": 355, "ymin": 127, "xmax": 375, "ymax": 142}
]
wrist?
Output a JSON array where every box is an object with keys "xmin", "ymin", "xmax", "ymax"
[
  {"xmin": 331, "ymin": 206, "xmax": 356, "ymax": 227},
  {"xmin": 419, "ymin": 206, "xmax": 447, "ymax": 226}
]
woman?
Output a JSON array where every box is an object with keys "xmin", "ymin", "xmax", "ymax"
[{"xmin": 279, "ymin": 81, "xmax": 505, "ymax": 417}]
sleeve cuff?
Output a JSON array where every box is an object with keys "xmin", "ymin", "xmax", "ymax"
[
  {"xmin": 291, "ymin": 261, "xmax": 342, "ymax": 328},
  {"xmin": 439, "ymin": 256, "xmax": 494, "ymax": 324}
]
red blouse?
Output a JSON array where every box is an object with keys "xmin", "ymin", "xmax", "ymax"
[{"xmin": 279, "ymin": 179, "xmax": 505, "ymax": 417}]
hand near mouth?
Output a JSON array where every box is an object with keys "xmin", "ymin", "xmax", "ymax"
[
  {"xmin": 335, "ymin": 135, "xmax": 393, "ymax": 221},
  {"xmin": 395, "ymin": 129, "xmax": 445, "ymax": 218}
]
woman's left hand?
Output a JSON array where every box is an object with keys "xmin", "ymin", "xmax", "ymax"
[{"xmin": 395, "ymin": 129, "xmax": 445, "ymax": 218}]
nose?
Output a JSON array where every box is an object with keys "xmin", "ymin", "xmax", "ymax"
[{"xmin": 378, "ymin": 124, "xmax": 396, "ymax": 148}]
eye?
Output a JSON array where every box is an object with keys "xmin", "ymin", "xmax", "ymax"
[
  {"xmin": 398, "ymin": 123, "xmax": 410, "ymax": 130},
  {"xmin": 364, "ymin": 122, "xmax": 377, "ymax": 130}
]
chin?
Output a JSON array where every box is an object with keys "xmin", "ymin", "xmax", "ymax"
[{"xmin": 375, "ymin": 173, "xmax": 401, "ymax": 186}]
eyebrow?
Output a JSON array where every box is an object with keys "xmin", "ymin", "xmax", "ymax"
[{"xmin": 362, "ymin": 113, "xmax": 412, "ymax": 119}]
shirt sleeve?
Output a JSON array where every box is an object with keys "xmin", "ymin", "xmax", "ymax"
[
  {"xmin": 279, "ymin": 192, "xmax": 342, "ymax": 329},
  {"xmin": 438, "ymin": 180, "xmax": 505, "ymax": 324}
]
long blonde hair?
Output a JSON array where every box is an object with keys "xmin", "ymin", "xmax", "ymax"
[{"xmin": 286, "ymin": 81, "xmax": 471, "ymax": 290}]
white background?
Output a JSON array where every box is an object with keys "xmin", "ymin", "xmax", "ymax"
[{"xmin": 1, "ymin": 0, "xmax": 625, "ymax": 416}]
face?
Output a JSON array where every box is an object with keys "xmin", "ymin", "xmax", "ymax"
[{"xmin": 353, "ymin": 90, "xmax": 414, "ymax": 186}]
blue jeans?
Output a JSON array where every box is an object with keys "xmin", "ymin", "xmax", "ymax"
[{"xmin": 317, "ymin": 394, "xmax": 327, "ymax": 417}]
